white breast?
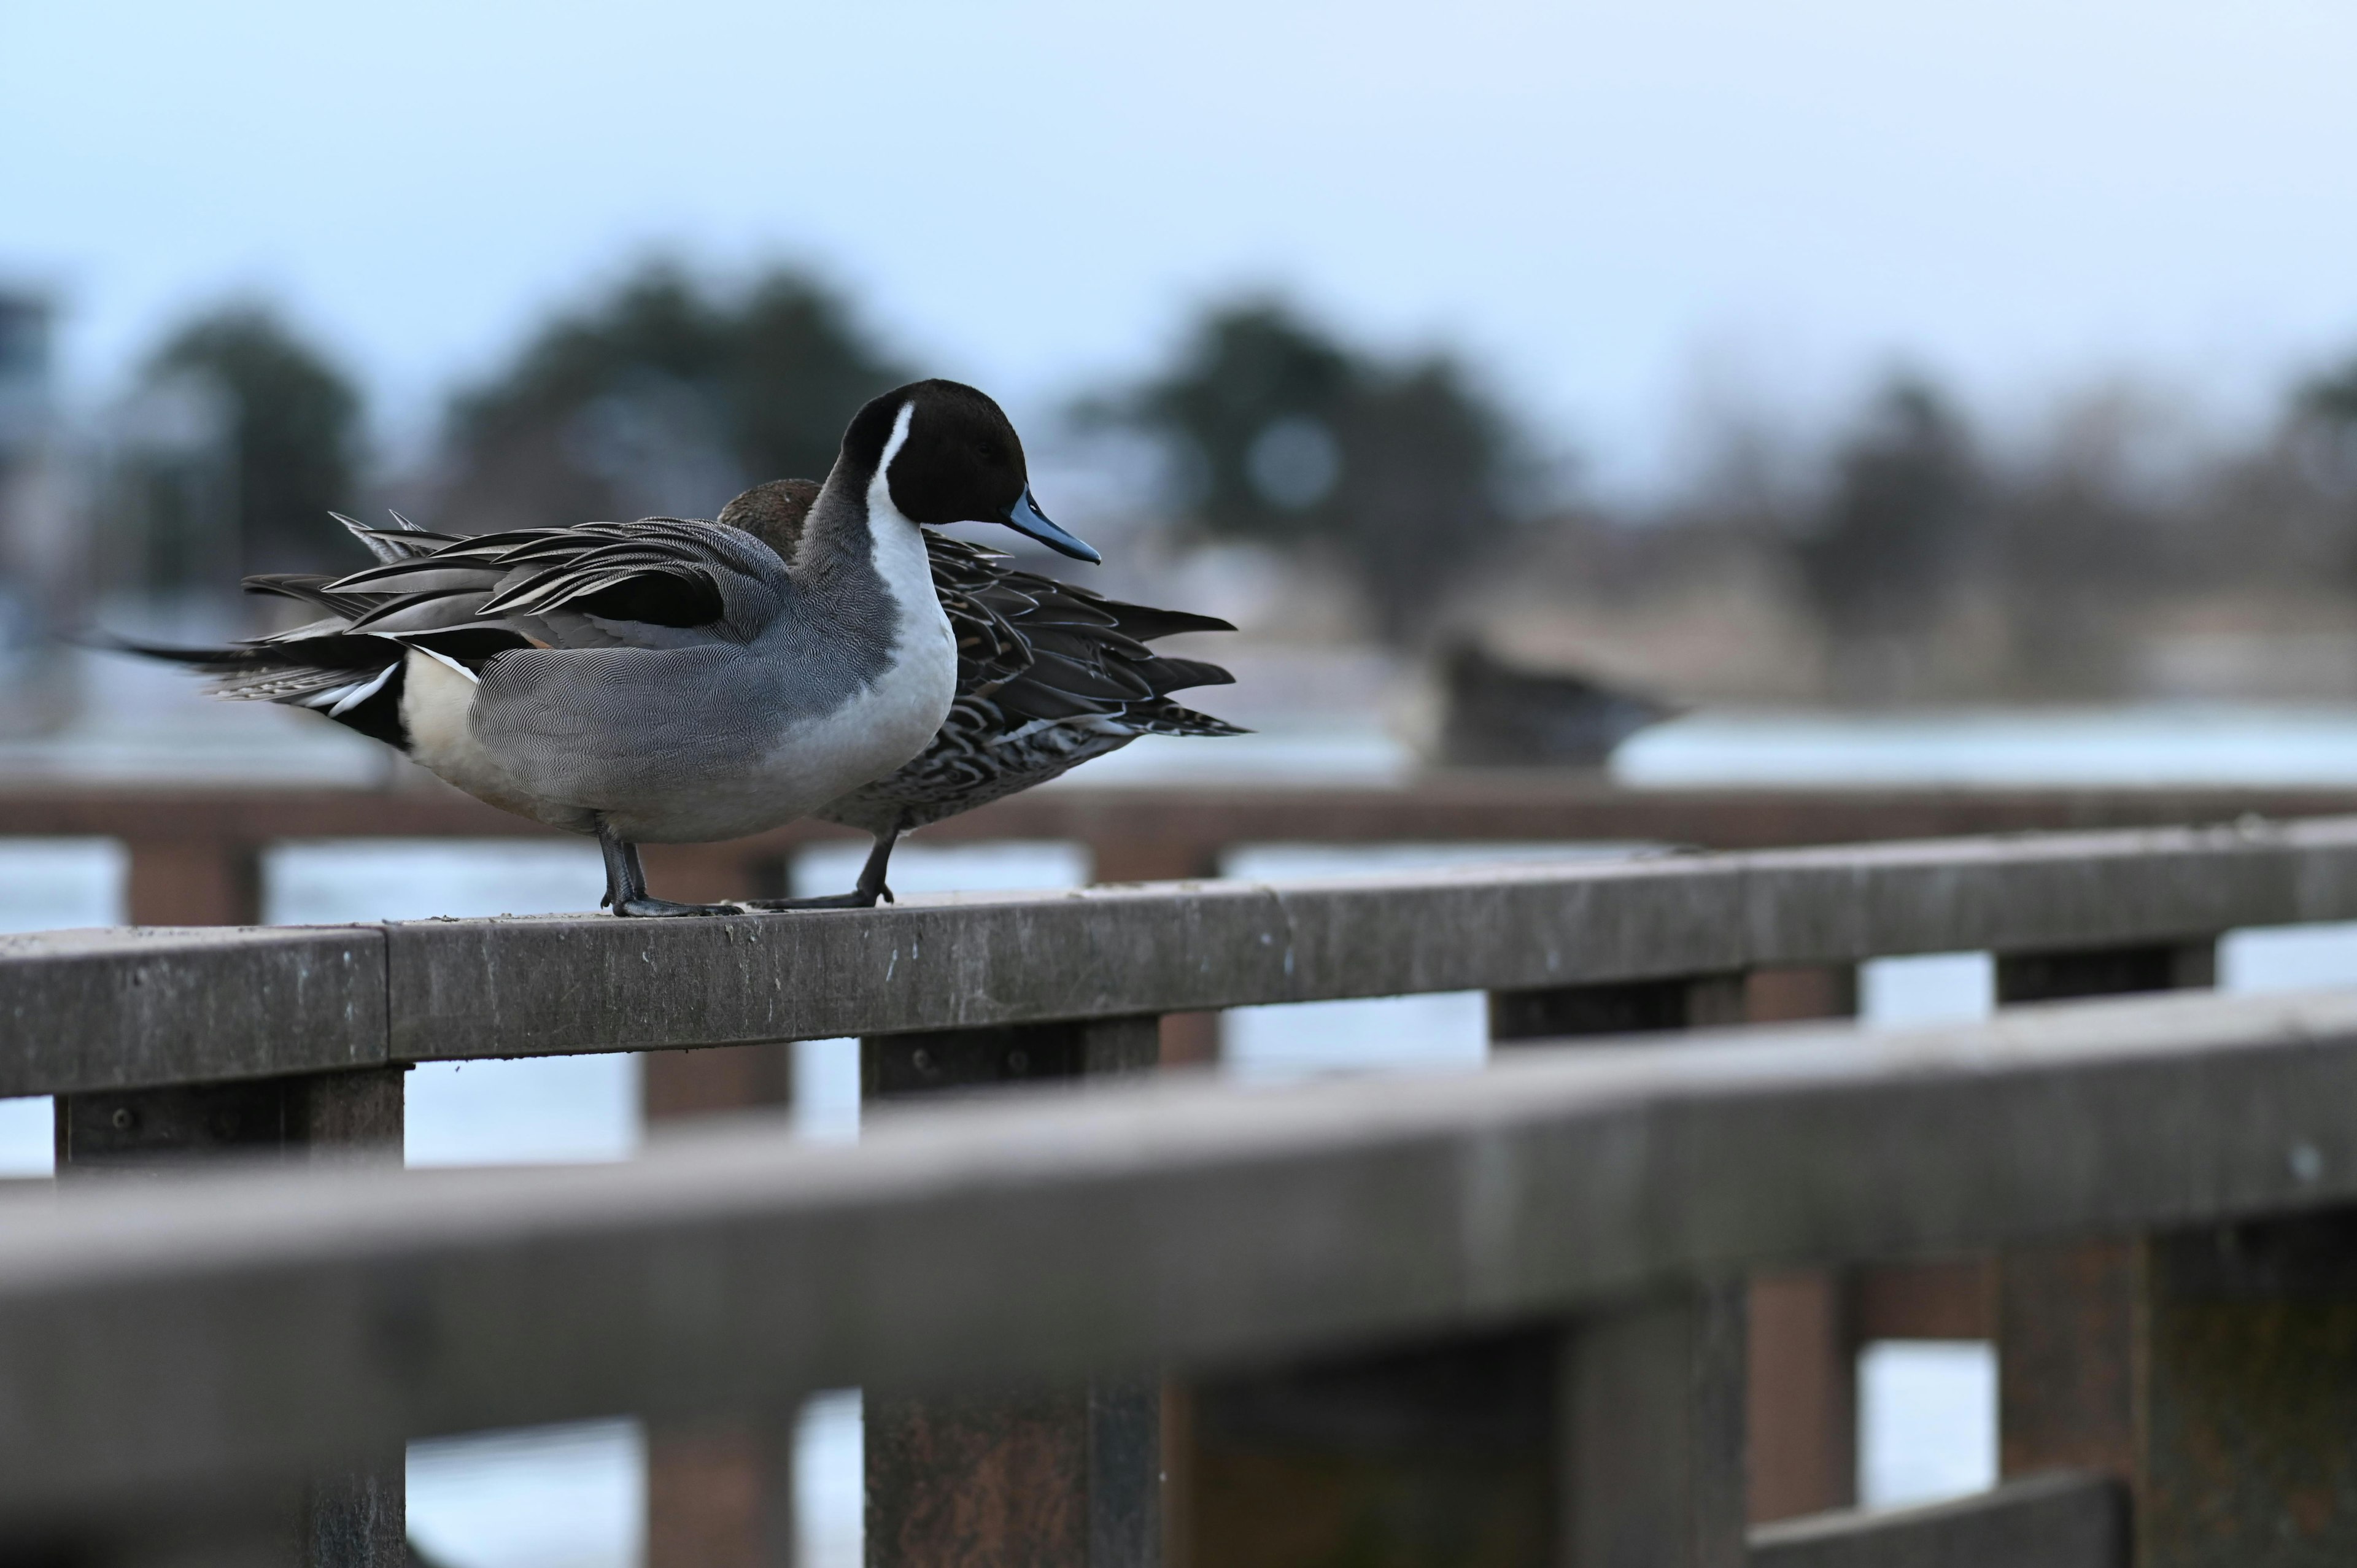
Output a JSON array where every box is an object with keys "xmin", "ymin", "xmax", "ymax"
[
  {"xmin": 709, "ymin": 408, "xmax": 955, "ymax": 835},
  {"xmin": 842, "ymin": 457, "xmax": 959, "ymax": 765}
]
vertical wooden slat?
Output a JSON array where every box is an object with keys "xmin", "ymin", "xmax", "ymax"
[
  {"xmin": 1489, "ymin": 973, "xmax": 1749, "ymax": 1040},
  {"xmin": 1519, "ymin": 973, "xmax": 1750, "ymax": 1566},
  {"xmin": 633, "ymin": 848, "xmax": 799, "ymax": 1568},
  {"xmin": 1088, "ymin": 836, "xmax": 1223, "ymax": 1068},
  {"xmin": 55, "ymin": 1067, "xmax": 407, "ymax": 1567},
  {"xmin": 1746, "ymin": 1273, "xmax": 1856, "ymax": 1525},
  {"xmin": 1560, "ymin": 1284, "xmax": 1750, "ymax": 1568},
  {"xmin": 1496, "ymin": 968, "xmax": 1864, "ymax": 1527},
  {"xmin": 863, "ymin": 1016, "xmax": 1165, "ymax": 1568},
  {"xmin": 1740, "ymin": 967, "xmax": 1864, "ymax": 1523},
  {"xmin": 644, "ymin": 1429, "xmax": 795, "ymax": 1568},
  {"xmin": 1993, "ymin": 940, "xmax": 2215, "ymax": 1557},
  {"xmin": 125, "ymin": 836, "xmax": 263, "ymax": 925},
  {"xmin": 1188, "ymin": 1327, "xmax": 1560, "ymax": 1568},
  {"xmin": 2138, "ymin": 1208, "xmax": 2357, "ymax": 1565},
  {"xmin": 637, "ymin": 844, "xmax": 791, "ymax": 1129},
  {"xmin": 1181, "ymin": 972, "xmax": 1755, "ymax": 1567},
  {"xmin": 1995, "ymin": 940, "xmax": 2215, "ymax": 1480},
  {"xmin": 1185, "ymin": 1295, "xmax": 1748, "ymax": 1568}
]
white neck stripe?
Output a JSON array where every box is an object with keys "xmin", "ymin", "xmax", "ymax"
[{"xmin": 875, "ymin": 400, "xmax": 916, "ymax": 490}]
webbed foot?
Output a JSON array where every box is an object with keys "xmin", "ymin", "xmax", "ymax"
[
  {"xmin": 733, "ymin": 884, "xmax": 892, "ymax": 913},
  {"xmin": 613, "ymin": 896, "xmax": 741, "ymax": 918}
]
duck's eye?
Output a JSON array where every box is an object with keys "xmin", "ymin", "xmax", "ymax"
[{"xmin": 975, "ymin": 441, "xmax": 999, "ymax": 461}]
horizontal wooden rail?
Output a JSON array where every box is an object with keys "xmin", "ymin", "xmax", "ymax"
[
  {"xmin": 3, "ymin": 984, "xmax": 2356, "ymax": 1520},
  {"xmin": 6, "ymin": 779, "xmax": 2357, "ymax": 851},
  {"xmin": 1748, "ymin": 1472, "xmax": 2126, "ymax": 1567},
  {"xmin": 10, "ymin": 815, "xmax": 2357, "ymax": 1097}
]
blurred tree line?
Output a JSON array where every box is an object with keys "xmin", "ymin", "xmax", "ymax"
[
  {"xmin": 96, "ymin": 263, "xmax": 2357, "ymax": 703},
  {"xmin": 1642, "ymin": 366, "xmax": 2357, "ymax": 700},
  {"xmin": 103, "ymin": 271, "xmax": 1523, "ymax": 648},
  {"xmin": 1090, "ymin": 299, "xmax": 1523, "ymax": 643}
]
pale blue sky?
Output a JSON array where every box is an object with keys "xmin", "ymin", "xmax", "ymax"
[{"xmin": 7, "ymin": 0, "xmax": 2356, "ymax": 493}]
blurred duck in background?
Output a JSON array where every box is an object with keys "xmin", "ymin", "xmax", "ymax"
[
  {"xmin": 114, "ymin": 379, "xmax": 1224, "ymax": 916},
  {"xmin": 717, "ymin": 478, "xmax": 1243, "ymax": 907},
  {"xmin": 1430, "ymin": 639, "xmax": 1675, "ymax": 770}
]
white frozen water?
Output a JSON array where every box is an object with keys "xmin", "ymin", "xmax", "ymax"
[
  {"xmin": 1858, "ymin": 1343, "xmax": 2000, "ymax": 1509},
  {"xmin": 406, "ymin": 1421, "xmax": 645, "ymax": 1568},
  {"xmin": 15, "ymin": 705, "xmax": 2357, "ymax": 1556},
  {"xmin": 794, "ymin": 1392, "xmax": 864, "ymax": 1568},
  {"xmin": 1859, "ymin": 952, "xmax": 1995, "ymax": 1028},
  {"xmin": 1618, "ymin": 705, "xmax": 2357, "ymax": 787}
]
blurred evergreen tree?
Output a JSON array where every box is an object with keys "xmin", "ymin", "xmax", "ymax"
[
  {"xmin": 143, "ymin": 304, "xmax": 362, "ymax": 579},
  {"xmin": 442, "ymin": 263, "xmax": 906, "ymax": 531},
  {"xmin": 1119, "ymin": 299, "xmax": 1517, "ymax": 643},
  {"xmin": 1795, "ymin": 374, "xmax": 1981, "ymax": 644}
]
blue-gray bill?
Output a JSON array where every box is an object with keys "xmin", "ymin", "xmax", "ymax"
[{"xmin": 1002, "ymin": 487, "xmax": 1101, "ymax": 563}]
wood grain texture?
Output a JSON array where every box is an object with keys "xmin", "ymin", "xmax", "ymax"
[
  {"xmin": 13, "ymin": 779, "xmax": 2357, "ymax": 853},
  {"xmin": 862, "ymin": 1011, "xmax": 1164, "ymax": 1568},
  {"xmin": 9, "ymin": 816, "xmax": 2356, "ymax": 1095},
  {"xmin": 0, "ymin": 926, "xmax": 386, "ymax": 1097}
]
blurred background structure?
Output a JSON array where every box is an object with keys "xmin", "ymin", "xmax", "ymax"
[{"xmin": 16, "ymin": 1, "xmax": 2357, "ymax": 1564}]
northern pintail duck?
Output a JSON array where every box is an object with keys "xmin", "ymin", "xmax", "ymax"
[
  {"xmin": 714, "ymin": 478, "xmax": 1243, "ymax": 906},
  {"xmin": 125, "ymin": 380, "xmax": 1104, "ymax": 916}
]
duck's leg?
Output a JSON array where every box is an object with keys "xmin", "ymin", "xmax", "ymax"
[
  {"xmin": 598, "ymin": 825, "xmax": 740, "ymax": 918},
  {"xmin": 737, "ymin": 824, "xmax": 901, "ymax": 911}
]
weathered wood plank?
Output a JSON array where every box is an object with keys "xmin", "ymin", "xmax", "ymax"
[
  {"xmin": 53, "ymin": 1064, "xmax": 408, "ymax": 1568},
  {"xmin": 1995, "ymin": 941, "xmax": 2214, "ymax": 1492},
  {"xmin": 4, "ymin": 987, "xmax": 2357, "ymax": 1518},
  {"xmin": 0, "ymin": 927, "xmax": 386, "ymax": 1097},
  {"xmin": 371, "ymin": 816, "xmax": 2357, "ymax": 1062},
  {"xmin": 1746, "ymin": 1470, "xmax": 2125, "ymax": 1567},
  {"xmin": 9, "ymin": 819, "xmax": 2357, "ymax": 1092},
  {"xmin": 12, "ymin": 780, "xmax": 2357, "ymax": 854},
  {"xmin": 1185, "ymin": 967, "xmax": 1757, "ymax": 1567},
  {"xmin": 1560, "ymin": 1284, "xmax": 1749, "ymax": 1568},
  {"xmin": 2138, "ymin": 1209, "xmax": 2357, "ymax": 1566},
  {"xmin": 863, "ymin": 1013, "xmax": 1164, "ymax": 1568}
]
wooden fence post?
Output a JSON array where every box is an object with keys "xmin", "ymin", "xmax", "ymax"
[
  {"xmin": 113, "ymin": 833, "xmax": 408, "ymax": 1564},
  {"xmin": 635, "ymin": 848, "xmax": 800, "ymax": 1568},
  {"xmin": 1088, "ymin": 836, "xmax": 1224, "ymax": 1068},
  {"xmin": 862, "ymin": 1016, "xmax": 1164, "ymax": 1568},
  {"xmin": 55, "ymin": 1068, "xmax": 408, "ymax": 1567},
  {"xmin": 125, "ymin": 836, "xmax": 263, "ymax": 926},
  {"xmin": 1741, "ymin": 966, "xmax": 1864, "ymax": 1526},
  {"xmin": 1993, "ymin": 941, "xmax": 2212, "ymax": 1550},
  {"xmin": 1184, "ymin": 1292, "xmax": 1746, "ymax": 1568},
  {"xmin": 1178, "ymin": 971, "xmax": 1754, "ymax": 1568},
  {"xmin": 1495, "ymin": 967, "xmax": 1868, "ymax": 1527},
  {"xmin": 1495, "ymin": 973, "xmax": 1754, "ymax": 1566},
  {"xmin": 2138, "ymin": 1207, "xmax": 2357, "ymax": 1564}
]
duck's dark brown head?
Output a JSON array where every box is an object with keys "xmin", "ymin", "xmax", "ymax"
[{"xmin": 718, "ymin": 477, "xmax": 823, "ymax": 560}]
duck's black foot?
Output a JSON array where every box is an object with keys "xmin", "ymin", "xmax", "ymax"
[
  {"xmin": 733, "ymin": 885, "xmax": 891, "ymax": 913},
  {"xmin": 613, "ymin": 896, "xmax": 741, "ymax": 918}
]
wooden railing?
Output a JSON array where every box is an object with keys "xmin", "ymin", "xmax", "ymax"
[
  {"xmin": 7, "ymin": 981, "xmax": 2357, "ymax": 1564},
  {"xmin": 10, "ymin": 777, "xmax": 2357, "ymax": 923},
  {"xmin": 9, "ymin": 811, "xmax": 2357, "ymax": 1564}
]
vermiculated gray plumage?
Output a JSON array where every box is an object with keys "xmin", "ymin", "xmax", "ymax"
[{"xmin": 130, "ymin": 506, "xmax": 919, "ymax": 843}]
